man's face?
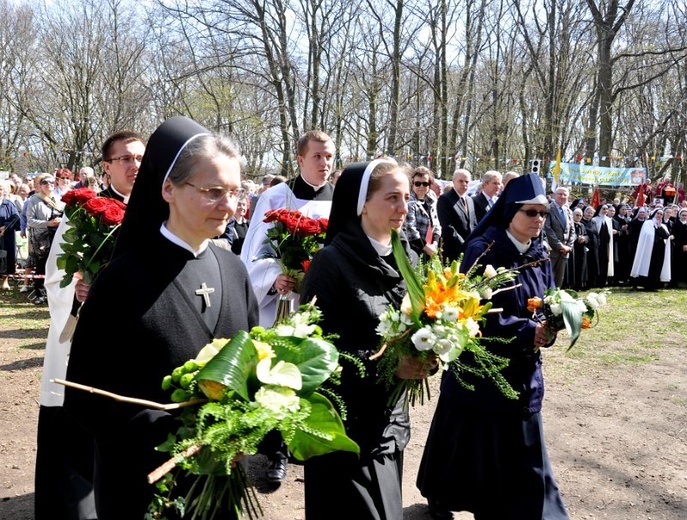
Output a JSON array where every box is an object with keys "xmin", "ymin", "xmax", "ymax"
[
  {"xmin": 482, "ymin": 176, "xmax": 502, "ymax": 197},
  {"xmin": 453, "ymin": 171, "xmax": 470, "ymax": 196},
  {"xmin": 102, "ymin": 139, "xmax": 145, "ymax": 197},
  {"xmin": 297, "ymin": 139, "xmax": 335, "ymax": 186},
  {"xmin": 554, "ymin": 189, "xmax": 568, "ymax": 207}
]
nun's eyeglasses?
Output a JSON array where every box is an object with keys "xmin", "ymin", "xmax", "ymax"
[
  {"xmin": 184, "ymin": 182, "xmax": 245, "ymax": 203},
  {"xmin": 519, "ymin": 209, "xmax": 547, "ymax": 218}
]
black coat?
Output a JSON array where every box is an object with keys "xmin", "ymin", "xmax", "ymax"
[
  {"xmin": 437, "ymin": 188, "xmax": 478, "ymax": 262},
  {"xmin": 471, "ymin": 192, "xmax": 491, "ymax": 223},
  {"xmin": 300, "ymin": 225, "xmax": 413, "ymax": 454},
  {"xmin": 64, "ymin": 234, "xmax": 258, "ymax": 519}
]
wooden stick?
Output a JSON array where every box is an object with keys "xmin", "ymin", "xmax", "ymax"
[
  {"xmin": 51, "ymin": 378, "xmax": 207, "ymax": 410},
  {"xmin": 147, "ymin": 444, "xmax": 202, "ymax": 484}
]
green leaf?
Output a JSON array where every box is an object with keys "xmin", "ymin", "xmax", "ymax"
[
  {"xmin": 390, "ymin": 228, "xmax": 425, "ymax": 325},
  {"xmin": 560, "ymin": 299, "xmax": 583, "ymax": 349},
  {"xmin": 195, "ymin": 331, "xmax": 259, "ymax": 401},
  {"xmin": 286, "ymin": 392, "xmax": 360, "ymax": 460},
  {"xmin": 271, "ymin": 337, "xmax": 339, "ymax": 396}
]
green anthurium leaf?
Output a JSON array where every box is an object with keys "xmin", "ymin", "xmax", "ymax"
[
  {"xmin": 270, "ymin": 336, "xmax": 339, "ymax": 396},
  {"xmin": 286, "ymin": 392, "xmax": 360, "ymax": 460},
  {"xmin": 390, "ymin": 228, "xmax": 425, "ymax": 326},
  {"xmin": 195, "ymin": 331, "xmax": 258, "ymax": 401},
  {"xmin": 560, "ymin": 299, "xmax": 583, "ymax": 349}
]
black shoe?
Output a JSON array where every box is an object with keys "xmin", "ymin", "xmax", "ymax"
[
  {"xmin": 428, "ymin": 498, "xmax": 454, "ymax": 520},
  {"xmin": 266, "ymin": 456, "xmax": 288, "ymax": 483}
]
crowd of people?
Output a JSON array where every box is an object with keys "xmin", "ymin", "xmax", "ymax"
[{"xmin": 2, "ymin": 122, "xmax": 686, "ymax": 520}]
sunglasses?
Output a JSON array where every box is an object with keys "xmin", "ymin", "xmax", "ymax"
[
  {"xmin": 519, "ymin": 209, "xmax": 547, "ymax": 218},
  {"xmin": 414, "ymin": 181, "xmax": 431, "ymax": 187},
  {"xmin": 41, "ymin": 180, "xmax": 55, "ymax": 185}
]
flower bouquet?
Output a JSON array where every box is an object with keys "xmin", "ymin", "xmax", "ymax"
[
  {"xmin": 56, "ymin": 188, "xmax": 126, "ymax": 287},
  {"xmin": 260, "ymin": 208, "xmax": 328, "ymax": 322},
  {"xmin": 146, "ymin": 302, "xmax": 359, "ymax": 519},
  {"xmin": 374, "ymin": 230, "xmax": 519, "ymax": 408},
  {"xmin": 527, "ymin": 289, "xmax": 608, "ymax": 349}
]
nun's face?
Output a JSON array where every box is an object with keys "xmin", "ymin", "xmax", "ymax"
[
  {"xmin": 164, "ymin": 154, "xmax": 242, "ymax": 248},
  {"xmin": 298, "ymin": 139, "xmax": 336, "ymax": 186},
  {"xmin": 584, "ymin": 207, "xmax": 595, "ymax": 220},
  {"xmin": 361, "ymin": 169, "xmax": 410, "ymax": 244},
  {"xmin": 508, "ymin": 203, "xmax": 547, "ymax": 243}
]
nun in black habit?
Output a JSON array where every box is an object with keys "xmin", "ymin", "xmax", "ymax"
[
  {"xmin": 64, "ymin": 117, "xmax": 259, "ymax": 519},
  {"xmin": 300, "ymin": 159, "xmax": 435, "ymax": 519},
  {"xmin": 416, "ymin": 173, "xmax": 569, "ymax": 520}
]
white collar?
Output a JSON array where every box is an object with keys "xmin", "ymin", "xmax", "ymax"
[
  {"xmin": 506, "ymin": 229, "xmax": 531, "ymax": 253},
  {"xmin": 110, "ymin": 184, "xmax": 130, "ymax": 204},
  {"xmin": 367, "ymin": 235, "xmax": 393, "ymax": 256},
  {"xmin": 160, "ymin": 223, "xmax": 209, "ymax": 257},
  {"xmin": 299, "ymin": 174, "xmax": 327, "ymax": 191}
]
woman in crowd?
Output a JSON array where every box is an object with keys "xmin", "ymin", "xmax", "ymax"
[
  {"xmin": 582, "ymin": 205, "xmax": 600, "ymax": 289},
  {"xmin": 300, "ymin": 159, "xmax": 435, "ymax": 519},
  {"xmin": 613, "ymin": 204, "xmax": 632, "ymax": 285},
  {"xmin": 0, "ymin": 180, "xmax": 22, "ymax": 290},
  {"xmin": 218, "ymin": 195, "xmax": 250, "ymax": 255},
  {"xmin": 671, "ymin": 207, "xmax": 687, "ymax": 287},
  {"xmin": 567, "ymin": 207, "xmax": 588, "ymax": 291},
  {"xmin": 403, "ymin": 166, "xmax": 441, "ymax": 261},
  {"xmin": 417, "ymin": 173, "xmax": 569, "ymax": 520},
  {"xmin": 24, "ymin": 174, "xmax": 64, "ymax": 304},
  {"xmin": 630, "ymin": 207, "xmax": 671, "ymax": 291},
  {"xmin": 64, "ymin": 117, "xmax": 259, "ymax": 519},
  {"xmin": 591, "ymin": 204, "xmax": 613, "ymax": 287}
]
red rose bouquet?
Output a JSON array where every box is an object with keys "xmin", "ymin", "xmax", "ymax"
[
  {"xmin": 261, "ymin": 208, "xmax": 328, "ymax": 322},
  {"xmin": 56, "ymin": 188, "xmax": 126, "ymax": 288}
]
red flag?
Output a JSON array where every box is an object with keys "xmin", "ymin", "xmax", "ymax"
[{"xmin": 591, "ymin": 185, "xmax": 601, "ymax": 209}]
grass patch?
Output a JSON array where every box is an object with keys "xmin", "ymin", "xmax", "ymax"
[{"xmin": 0, "ymin": 290, "xmax": 50, "ymax": 352}]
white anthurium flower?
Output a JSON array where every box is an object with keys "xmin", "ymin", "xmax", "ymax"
[
  {"xmin": 411, "ymin": 327, "xmax": 436, "ymax": 351},
  {"xmin": 254, "ymin": 386, "xmax": 300, "ymax": 416},
  {"xmin": 586, "ymin": 294, "xmax": 599, "ymax": 309},
  {"xmin": 400, "ymin": 293, "xmax": 413, "ymax": 316},
  {"xmin": 577, "ymin": 300, "xmax": 588, "ymax": 313},
  {"xmin": 483, "ymin": 264, "xmax": 498, "ymax": 279},
  {"xmin": 256, "ymin": 357, "xmax": 302, "ymax": 391},
  {"xmin": 274, "ymin": 324, "xmax": 296, "ymax": 337},
  {"xmin": 193, "ymin": 343, "xmax": 221, "ymax": 366},
  {"xmin": 292, "ymin": 323, "xmax": 317, "ymax": 338},
  {"xmin": 549, "ymin": 303, "xmax": 562, "ymax": 316}
]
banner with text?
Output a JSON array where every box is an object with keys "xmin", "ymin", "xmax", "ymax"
[{"xmin": 548, "ymin": 162, "xmax": 646, "ymax": 187}]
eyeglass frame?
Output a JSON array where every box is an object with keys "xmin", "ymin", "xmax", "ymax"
[
  {"xmin": 184, "ymin": 182, "xmax": 245, "ymax": 203},
  {"xmin": 105, "ymin": 154, "xmax": 144, "ymax": 165},
  {"xmin": 519, "ymin": 208, "xmax": 547, "ymax": 218},
  {"xmin": 413, "ymin": 181, "xmax": 431, "ymax": 187}
]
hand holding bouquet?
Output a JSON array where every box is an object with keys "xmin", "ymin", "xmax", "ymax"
[
  {"xmin": 56, "ymin": 188, "xmax": 126, "ymax": 287},
  {"xmin": 527, "ymin": 289, "xmax": 608, "ymax": 349},
  {"xmin": 148, "ymin": 302, "xmax": 358, "ymax": 519},
  {"xmin": 374, "ymin": 230, "xmax": 520, "ymax": 408}
]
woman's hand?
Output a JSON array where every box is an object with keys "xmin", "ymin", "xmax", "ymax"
[
  {"xmin": 534, "ymin": 322, "xmax": 556, "ymax": 350},
  {"xmin": 395, "ymin": 354, "xmax": 438, "ymax": 380}
]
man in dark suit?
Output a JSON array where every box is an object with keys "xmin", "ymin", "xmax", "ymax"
[
  {"xmin": 472, "ymin": 170, "xmax": 503, "ymax": 223},
  {"xmin": 437, "ymin": 168, "xmax": 478, "ymax": 262},
  {"xmin": 544, "ymin": 186, "xmax": 576, "ymax": 287}
]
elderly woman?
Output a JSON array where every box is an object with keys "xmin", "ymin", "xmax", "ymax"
[
  {"xmin": 300, "ymin": 159, "xmax": 434, "ymax": 519},
  {"xmin": 404, "ymin": 166, "xmax": 441, "ymax": 260},
  {"xmin": 65, "ymin": 117, "xmax": 259, "ymax": 519},
  {"xmin": 417, "ymin": 173, "xmax": 569, "ymax": 520},
  {"xmin": 24, "ymin": 174, "xmax": 64, "ymax": 303}
]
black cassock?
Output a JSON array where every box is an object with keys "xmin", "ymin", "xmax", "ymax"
[{"xmin": 64, "ymin": 233, "xmax": 258, "ymax": 519}]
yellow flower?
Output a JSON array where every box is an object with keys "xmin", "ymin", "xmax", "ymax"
[{"xmin": 254, "ymin": 340, "xmax": 275, "ymax": 362}]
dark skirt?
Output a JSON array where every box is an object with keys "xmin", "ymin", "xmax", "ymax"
[
  {"xmin": 305, "ymin": 449, "xmax": 403, "ymax": 520},
  {"xmin": 416, "ymin": 394, "xmax": 569, "ymax": 520}
]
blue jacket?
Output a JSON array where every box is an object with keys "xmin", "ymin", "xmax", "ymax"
[{"xmin": 440, "ymin": 225, "xmax": 555, "ymax": 414}]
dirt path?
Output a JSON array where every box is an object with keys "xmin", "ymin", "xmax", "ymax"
[{"xmin": 1, "ymin": 293, "xmax": 686, "ymax": 519}]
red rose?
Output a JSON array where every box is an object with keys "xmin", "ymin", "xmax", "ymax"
[
  {"xmin": 318, "ymin": 218, "xmax": 328, "ymax": 232},
  {"xmin": 101, "ymin": 204, "xmax": 125, "ymax": 226},
  {"xmin": 84, "ymin": 197, "xmax": 111, "ymax": 217},
  {"xmin": 302, "ymin": 260, "xmax": 311, "ymax": 272},
  {"xmin": 296, "ymin": 218, "xmax": 322, "ymax": 236},
  {"xmin": 62, "ymin": 188, "xmax": 97, "ymax": 207}
]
